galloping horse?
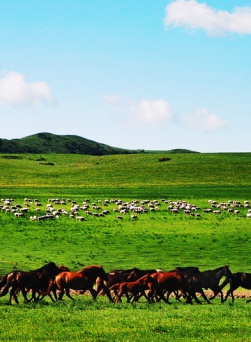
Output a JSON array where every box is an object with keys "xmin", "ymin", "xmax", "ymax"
[
  {"xmin": 110, "ymin": 273, "xmax": 154, "ymax": 303},
  {"xmin": 222, "ymin": 272, "xmax": 251, "ymax": 303},
  {"xmin": 96, "ymin": 267, "xmax": 158, "ymax": 302},
  {"xmin": 36, "ymin": 264, "xmax": 71, "ymax": 302},
  {"xmin": 148, "ymin": 271, "xmax": 184, "ymax": 304},
  {"xmin": 184, "ymin": 265, "xmax": 232, "ymax": 304},
  {"xmin": 0, "ymin": 262, "xmax": 61, "ymax": 304},
  {"xmin": 55, "ymin": 265, "xmax": 109, "ymax": 300}
]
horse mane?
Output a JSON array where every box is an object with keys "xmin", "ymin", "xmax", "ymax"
[
  {"xmin": 78, "ymin": 265, "xmax": 102, "ymax": 275},
  {"xmin": 59, "ymin": 265, "xmax": 70, "ymax": 272},
  {"xmin": 29, "ymin": 262, "xmax": 58, "ymax": 274}
]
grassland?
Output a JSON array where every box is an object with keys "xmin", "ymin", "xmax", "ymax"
[{"xmin": 1, "ymin": 152, "xmax": 251, "ymax": 341}]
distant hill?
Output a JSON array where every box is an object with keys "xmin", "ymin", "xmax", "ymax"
[{"xmin": 0, "ymin": 133, "xmax": 198, "ymax": 155}]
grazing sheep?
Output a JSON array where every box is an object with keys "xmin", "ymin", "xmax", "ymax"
[{"xmin": 76, "ymin": 216, "xmax": 86, "ymax": 221}]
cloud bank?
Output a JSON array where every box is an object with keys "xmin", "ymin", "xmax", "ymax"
[
  {"xmin": 165, "ymin": 0, "xmax": 251, "ymax": 36},
  {"xmin": 186, "ymin": 108, "xmax": 227, "ymax": 132},
  {"xmin": 0, "ymin": 71, "xmax": 55, "ymax": 106}
]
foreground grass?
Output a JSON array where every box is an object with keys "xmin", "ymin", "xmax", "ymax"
[{"xmin": 1, "ymin": 298, "xmax": 251, "ymax": 341}]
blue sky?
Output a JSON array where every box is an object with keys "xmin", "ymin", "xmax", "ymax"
[{"xmin": 0, "ymin": 0, "xmax": 250, "ymax": 152}]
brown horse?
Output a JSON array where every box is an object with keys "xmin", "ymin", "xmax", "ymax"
[
  {"xmin": 148, "ymin": 271, "xmax": 185, "ymax": 304},
  {"xmin": 55, "ymin": 265, "xmax": 109, "ymax": 300},
  {"xmin": 0, "ymin": 262, "xmax": 61, "ymax": 304},
  {"xmin": 96, "ymin": 267, "xmax": 160, "ymax": 302},
  {"xmin": 96, "ymin": 267, "xmax": 141, "ymax": 302},
  {"xmin": 110, "ymin": 273, "xmax": 154, "ymax": 303},
  {"xmin": 222, "ymin": 272, "xmax": 251, "ymax": 303}
]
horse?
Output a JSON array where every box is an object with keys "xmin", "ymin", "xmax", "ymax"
[
  {"xmin": 36, "ymin": 264, "xmax": 71, "ymax": 302},
  {"xmin": 96, "ymin": 267, "xmax": 142, "ymax": 301},
  {"xmin": 183, "ymin": 265, "xmax": 232, "ymax": 304},
  {"xmin": 0, "ymin": 262, "xmax": 61, "ymax": 304},
  {"xmin": 110, "ymin": 273, "xmax": 154, "ymax": 303},
  {"xmin": 148, "ymin": 271, "xmax": 185, "ymax": 304},
  {"xmin": 96, "ymin": 267, "xmax": 161, "ymax": 302},
  {"xmin": 222, "ymin": 272, "xmax": 251, "ymax": 303},
  {"xmin": 55, "ymin": 265, "xmax": 109, "ymax": 300}
]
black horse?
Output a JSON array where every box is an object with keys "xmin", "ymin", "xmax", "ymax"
[
  {"xmin": 183, "ymin": 266, "xmax": 232, "ymax": 304},
  {"xmin": 0, "ymin": 262, "xmax": 61, "ymax": 304},
  {"xmin": 222, "ymin": 272, "xmax": 251, "ymax": 303}
]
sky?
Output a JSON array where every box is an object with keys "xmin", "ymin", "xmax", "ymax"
[{"xmin": 0, "ymin": 0, "xmax": 250, "ymax": 153}]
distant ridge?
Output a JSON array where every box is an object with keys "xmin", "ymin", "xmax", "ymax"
[{"xmin": 0, "ymin": 133, "xmax": 198, "ymax": 155}]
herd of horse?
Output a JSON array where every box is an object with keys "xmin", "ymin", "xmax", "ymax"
[{"xmin": 0, "ymin": 262, "xmax": 251, "ymax": 305}]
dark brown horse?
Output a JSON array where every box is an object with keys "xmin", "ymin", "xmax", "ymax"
[
  {"xmin": 222, "ymin": 272, "xmax": 251, "ymax": 303},
  {"xmin": 37, "ymin": 265, "xmax": 71, "ymax": 301},
  {"xmin": 96, "ymin": 267, "xmax": 160, "ymax": 301},
  {"xmin": 96, "ymin": 268, "xmax": 139, "ymax": 291},
  {"xmin": 96, "ymin": 267, "xmax": 142, "ymax": 301},
  {"xmin": 0, "ymin": 262, "xmax": 61, "ymax": 304},
  {"xmin": 110, "ymin": 274, "xmax": 154, "ymax": 303},
  {"xmin": 148, "ymin": 271, "xmax": 185, "ymax": 304},
  {"xmin": 55, "ymin": 265, "xmax": 109, "ymax": 300},
  {"xmin": 183, "ymin": 266, "xmax": 232, "ymax": 304}
]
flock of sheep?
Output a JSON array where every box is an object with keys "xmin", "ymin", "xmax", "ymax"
[{"xmin": 0, "ymin": 196, "xmax": 250, "ymax": 222}]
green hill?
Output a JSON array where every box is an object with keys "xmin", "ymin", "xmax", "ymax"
[
  {"xmin": 0, "ymin": 133, "xmax": 136, "ymax": 155},
  {"xmin": 0, "ymin": 132, "xmax": 198, "ymax": 155}
]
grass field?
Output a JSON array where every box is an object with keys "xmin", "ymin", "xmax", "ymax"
[{"xmin": 1, "ymin": 152, "xmax": 251, "ymax": 341}]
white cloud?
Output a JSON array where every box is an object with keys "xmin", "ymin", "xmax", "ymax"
[
  {"xmin": 130, "ymin": 99, "xmax": 174, "ymax": 126},
  {"xmin": 186, "ymin": 108, "xmax": 227, "ymax": 132},
  {"xmin": 0, "ymin": 71, "xmax": 55, "ymax": 106},
  {"xmin": 103, "ymin": 95, "xmax": 174, "ymax": 127},
  {"xmin": 165, "ymin": 0, "xmax": 251, "ymax": 36}
]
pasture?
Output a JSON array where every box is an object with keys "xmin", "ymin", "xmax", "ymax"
[{"xmin": 1, "ymin": 152, "xmax": 251, "ymax": 341}]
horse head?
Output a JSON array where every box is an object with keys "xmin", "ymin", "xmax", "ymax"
[
  {"xmin": 44, "ymin": 262, "xmax": 61, "ymax": 277},
  {"xmin": 98, "ymin": 266, "xmax": 109, "ymax": 282}
]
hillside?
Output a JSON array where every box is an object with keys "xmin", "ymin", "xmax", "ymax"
[
  {"xmin": 0, "ymin": 133, "xmax": 138, "ymax": 155},
  {"xmin": 0, "ymin": 133, "xmax": 198, "ymax": 155}
]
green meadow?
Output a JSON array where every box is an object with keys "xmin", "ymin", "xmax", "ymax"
[{"xmin": 1, "ymin": 152, "xmax": 251, "ymax": 341}]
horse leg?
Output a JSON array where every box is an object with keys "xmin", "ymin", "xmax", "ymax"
[
  {"xmin": 100, "ymin": 285, "xmax": 113, "ymax": 302},
  {"xmin": 57, "ymin": 287, "xmax": 65, "ymax": 300},
  {"xmin": 209, "ymin": 287, "xmax": 222, "ymax": 301},
  {"xmin": 223, "ymin": 284, "xmax": 237, "ymax": 303},
  {"xmin": 140, "ymin": 291, "xmax": 152, "ymax": 304},
  {"xmin": 174, "ymin": 290, "xmax": 182, "ymax": 302},
  {"xmin": 157, "ymin": 289, "xmax": 171, "ymax": 304},
  {"xmin": 126, "ymin": 292, "xmax": 131, "ymax": 303},
  {"xmin": 165, "ymin": 291, "xmax": 173, "ymax": 304},
  {"xmin": 191, "ymin": 291, "xmax": 202, "ymax": 304},
  {"xmin": 10, "ymin": 288, "xmax": 19, "ymax": 304},
  {"xmin": 200, "ymin": 289, "xmax": 212, "ymax": 304},
  {"xmin": 185, "ymin": 294, "xmax": 193, "ymax": 304},
  {"xmin": 89, "ymin": 288, "xmax": 98, "ymax": 300},
  {"xmin": 224, "ymin": 289, "xmax": 235, "ymax": 303},
  {"xmin": 65, "ymin": 287, "xmax": 74, "ymax": 300}
]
